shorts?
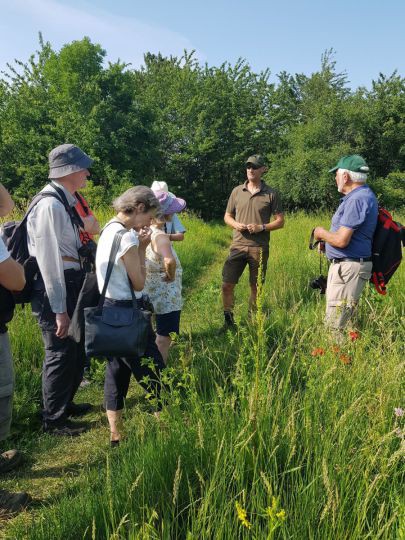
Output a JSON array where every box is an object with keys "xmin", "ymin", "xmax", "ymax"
[
  {"xmin": 156, "ymin": 310, "xmax": 181, "ymax": 337},
  {"xmin": 222, "ymin": 246, "xmax": 269, "ymax": 285}
]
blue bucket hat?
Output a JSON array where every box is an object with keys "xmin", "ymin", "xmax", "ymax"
[{"xmin": 48, "ymin": 144, "xmax": 93, "ymax": 179}]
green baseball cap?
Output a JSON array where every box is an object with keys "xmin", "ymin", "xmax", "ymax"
[
  {"xmin": 246, "ymin": 154, "xmax": 266, "ymax": 167},
  {"xmin": 329, "ymin": 154, "xmax": 369, "ymax": 174}
]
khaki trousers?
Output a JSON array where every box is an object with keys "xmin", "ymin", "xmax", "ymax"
[{"xmin": 325, "ymin": 260, "xmax": 372, "ymax": 335}]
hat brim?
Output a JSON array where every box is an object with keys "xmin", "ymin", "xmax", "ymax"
[
  {"xmin": 49, "ymin": 155, "xmax": 93, "ymax": 179},
  {"xmin": 328, "ymin": 166, "xmax": 339, "ymax": 173},
  {"xmin": 164, "ymin": 197, "xmax": 186, "ymax": 215}
]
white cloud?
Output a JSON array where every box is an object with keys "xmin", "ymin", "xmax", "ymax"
[{"xmin": 0, "ymin": 0, "xmax": 205, "ymax": 72}]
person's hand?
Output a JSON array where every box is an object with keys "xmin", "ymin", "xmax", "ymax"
[
  {"xmin": 55, "ymin": 312, "xmax": 70, "ymax": 339},
  {"xmin": 313, "ymin": 226, "xmax": 325, "ymax": 241},
  {"xmin": 81, "ymin": 215, "xmax": 98, "ymax": 233},
  {"xmin": 247, "ymin": 223, "xmax": 263, "ymax": 234},
  {"xmin": 162, "ymin": 273, "xmax": 175, "ymax": 283},
  {"xmin": 234, "ymin": 222, "xmax": 247, "ymax": 232},
  {"xmin": 138, "ymin": 227, "xmax": 152, "ymax": 248}
]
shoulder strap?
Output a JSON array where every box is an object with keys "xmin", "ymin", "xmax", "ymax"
[
  {"xmin": 74, "ymin": 191, "xmax": 89, "ymax": 216},
  {"xmin": 18, "ymin": 192, "xmax": 62, "ymax": 228},
  {"xmin": 50, "ymin": 182, "xmax": 84, "ymax": 229}
]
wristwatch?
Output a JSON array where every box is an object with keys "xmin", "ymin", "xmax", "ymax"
[{"xmin": 262, "ymin": 224, "xmax": 266, "ymax": 232}]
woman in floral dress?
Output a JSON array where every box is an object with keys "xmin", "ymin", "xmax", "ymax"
[{"xmin": 143, "ymin": 191, "xmax": 186, "ymax": 364}]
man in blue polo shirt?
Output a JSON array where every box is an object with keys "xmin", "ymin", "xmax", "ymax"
[{"xmin": 313, "ymin": 155, "xmax": 378, "ymax": 339}]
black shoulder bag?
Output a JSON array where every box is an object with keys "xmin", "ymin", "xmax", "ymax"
[{"xmin": 83, "ymin": 229, "xmax": 150, "ymax": 358}]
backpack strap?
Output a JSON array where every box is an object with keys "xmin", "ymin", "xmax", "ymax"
[{"xmin": 50, "ymin": 182, "xmax": 84, "ymax": 229}]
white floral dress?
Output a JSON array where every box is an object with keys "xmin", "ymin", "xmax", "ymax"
[{"xmin": 143, "ymin": 227, "xmax": 183, "ymax": 315}]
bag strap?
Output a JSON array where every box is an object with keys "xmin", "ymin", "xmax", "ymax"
[
  {"xmin": 50, "ymin": 181, "xmax": 84, "ymax": 229},
  {"xmin": 17, "ymin": 192, "xmax": 61, "ymax": 229},
  {"xmin": 74, "ymin": 191, "xmax": 90, "ymax": 216},
  {"xmin": 98, "ymin": 229, "xmax": 137, "ymax": 310}
]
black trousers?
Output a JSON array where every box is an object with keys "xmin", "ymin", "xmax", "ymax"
[
  {"xmin": 31, "ymin": 270, "xmax": 85, "ymax": 426},
  {"xmin": 103, "ymin": 298, "xmax": 165, "ymax": 411}
]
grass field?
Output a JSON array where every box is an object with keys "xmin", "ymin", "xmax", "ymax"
[{"xmin": 1, "ymin": 210, "xmax": 404, "ymax": 539}]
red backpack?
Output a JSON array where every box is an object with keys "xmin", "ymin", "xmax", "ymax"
[{"xmin": 371, "ymin": 207, "xmax": 405, "ymax": 295}]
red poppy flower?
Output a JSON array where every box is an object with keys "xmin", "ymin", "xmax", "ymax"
[
  {"xmin": 349, "ymin": 331, "xmax": 359, "ymax": 342},
  {"xmin": 311, "ymin": 347, "xmax": 325, "ymax": 357}
]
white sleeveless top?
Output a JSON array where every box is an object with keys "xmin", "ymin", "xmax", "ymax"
[{"xmin": 143, "ymin": 227, "xmax": 183, "ymax": 314}]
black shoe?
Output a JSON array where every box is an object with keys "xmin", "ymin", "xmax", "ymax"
[
  {"xmin": 221, "ymin": 311, "xmax": 237, "ymax": 333},
  {"xmin": 110, "ymin": 440, "xmax": 120, "ymax": 448},
  {"xmin": 43, "ymin": 419, "xmax": 88, "ymax": 437},
  {"xmin": 0, "ymin": 489, "xmax": 31, "ymax": 514},
  {"xmin": 66, "ymin": 402, "xmax": 93, "ymax": 417},
  {"xmin": 0, "ymin": 449, "xmax": 23, "ymax": 474}
]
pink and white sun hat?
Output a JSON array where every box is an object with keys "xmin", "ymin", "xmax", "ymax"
[
  {"xmin": 154, "ymin": 190, "xmax": 186, "ymax": 215},
  {"xmin": 151, "ymin": 180, "xmax": 169, "ymax": 192}
]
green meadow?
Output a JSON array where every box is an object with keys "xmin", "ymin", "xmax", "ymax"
[{"xmin": 1, "ymin": 211, "xmax": 404, "ymax": 539}]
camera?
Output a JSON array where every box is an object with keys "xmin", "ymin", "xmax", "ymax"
[
  {"xmin": 78, "ymin": 240, "xmax": 97, "ymax": 272},
  {"xmin": 309, "ymin": 275, "xmax": 327, "ymax": 294}
]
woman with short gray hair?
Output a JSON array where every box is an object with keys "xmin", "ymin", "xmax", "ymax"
[{"xmin": 95, "ymin": 186, "xmax": 165, "ymax": 446}]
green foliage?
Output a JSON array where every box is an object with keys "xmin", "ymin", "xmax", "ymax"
[{"xmin": 0, "ymin": 40, "xmax": 404, "ymax": 216}]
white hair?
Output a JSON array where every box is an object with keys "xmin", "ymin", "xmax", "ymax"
[{"xmin": 339, "ymin": 169, "xmax": 368, "ymax": 183}]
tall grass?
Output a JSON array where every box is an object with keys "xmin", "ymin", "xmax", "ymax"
[{"xmin": 3, "ymin": 211, "xmax": 404, "ymax": 539}]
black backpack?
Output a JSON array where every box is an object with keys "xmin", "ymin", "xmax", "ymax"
[
  {"xmin": 0, "ymin": 183, "xmax": 84, "ymax": 305},
  {"xmin": 370, "ymin": 207, "xmax": 405, "ymax": 295}
]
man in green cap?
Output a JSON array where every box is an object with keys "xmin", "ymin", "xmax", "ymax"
[
  {"xmin": 221, "ymin": 154, "xmax": 284, "ymax": 328},
  {"xmin": 313, "ymin": 155, "xmax": 378, "ymax": 340}
]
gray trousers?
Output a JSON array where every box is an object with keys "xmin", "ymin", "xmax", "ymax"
[
  {"xmin": 31, "ymin": 270, "xmax": 85, "ymax": 426},
  {"xmin": 0, "ymin": 332, "xmax": 14, "ymax": 441}
]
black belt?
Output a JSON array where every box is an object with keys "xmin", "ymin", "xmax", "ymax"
[{"xmin": 329, "ymin": 257, "xmax": 372, "ymax": 264}]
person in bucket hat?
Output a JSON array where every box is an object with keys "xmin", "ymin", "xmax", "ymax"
[
  {"xmin": 221, "ymin": 154, "xmax": 284, "ymax": 329},
  {"xmin": 143, "ymin": 190, "xmax": 187, "ymax": 363},
  {"xmin": 27, "ymin": 144, "xmax": 95, "ymax": 436},
  {"xmin": 313, "ymin": 155, "xmax": 378, "ymax": 341},
  {"xmin": 151, "ymin": 181, "xmax": 187, "ymax": 242}
]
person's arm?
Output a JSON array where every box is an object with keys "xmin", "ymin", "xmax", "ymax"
[
  {"xmin": 154, "ymin": 234, "xmax": 176, "ymax": 282},
  {"xmin": 81, "ymin": 214, "xmax": 100, "ymax": 235},
  {"xmin": 314, "ymin": 226, "xmax": 354, "ymax": 248},
  {"xmin": 121, "ymin": 245, "xmax": 146, "ymax": 291},
  {"xmin": 169, "ymin": 232, "xmax": 185, "ymax": 242},
  {"xmin": 0, "ymin": 184, "xmax": 15, "ymax": 217},
  {"xmin": 0, "ymin": 258, "xmax": 25, "ymax": 291},
  {"xmin": 224, "ymin": 212, "xmax": 247, "ymax": 232},
  {"xmin": 224, "ymin": 189, "xmax": 247, "ymax": 232},
  {"xmin": 247, "ymin": 213, "xmax": 285, "ymax": 234},
  {"xmin": 29, "ymin": 201, "xmax": 71, "ymax": 338},
  {"xmin": 169, "ymin": 214, "xmax": 186, "ymax": 241}
]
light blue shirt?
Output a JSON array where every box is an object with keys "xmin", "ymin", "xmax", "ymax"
[{"xmin": 325, "ymin": 185, "xmax": 378, "ymax": 260}]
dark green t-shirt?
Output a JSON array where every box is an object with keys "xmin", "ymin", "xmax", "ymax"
[{"xmin": 225, "ymin": 181, "xmax": 283, "ymax": 248}]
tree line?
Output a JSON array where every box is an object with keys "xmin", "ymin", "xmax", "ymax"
[{"xmin": 0, "ymin": 35, "xmax": 404, "ymax": 218}]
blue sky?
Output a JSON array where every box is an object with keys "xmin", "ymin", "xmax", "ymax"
[{"xmin": 0, "ymin": 0, "xmax": 403, "ymax": 89}]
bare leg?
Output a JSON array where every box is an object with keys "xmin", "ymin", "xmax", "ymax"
[
  {"xmin": 222, "ymin": 282, "xmax": 236, "ymax": 312},
  {"xmin": 249, "ymin": 283, "xmax": 258, "ymax": 313},
  {"xmin": 156, "ymin": 334, "xmax": 172, "ymax": 365},
  {"xmin": 106, "ymin": 409, "xmax": 123, "ymax": 443}
]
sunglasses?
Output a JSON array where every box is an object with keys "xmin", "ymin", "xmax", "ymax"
[{"xmin": 246, "ymin": 163, "xmax": 261, "ymax": 170}]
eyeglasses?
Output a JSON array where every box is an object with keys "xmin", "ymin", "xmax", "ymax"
[{"xmin": 246, "ymin": 163, "xmax": 261, "ymax": 170}]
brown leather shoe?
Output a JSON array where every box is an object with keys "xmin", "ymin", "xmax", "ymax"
[
  {"xmin": 0, "ymin": 489, "xmax": 31, "ymax": 515},
  {"xmin": 0, "ymin": 449, "xmax": 22, "ymax": 474}
]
